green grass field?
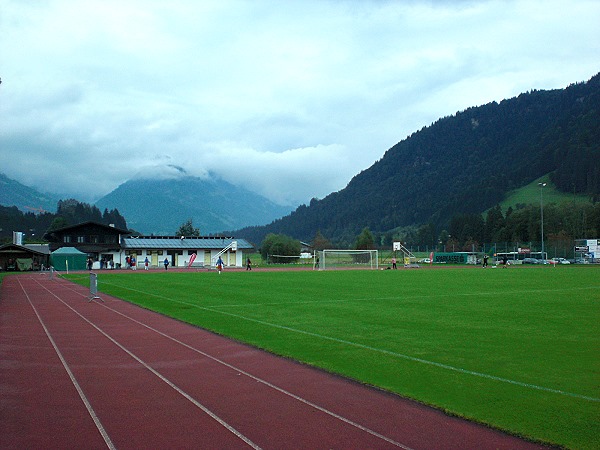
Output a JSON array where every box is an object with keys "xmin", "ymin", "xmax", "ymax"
[
  {"xmin": 499, "ymin": 174, "xmax": 592, "ymax": 212},
  {"xmin": 69, "ymin": 265, "xmax": 599, "ymax": 449}
]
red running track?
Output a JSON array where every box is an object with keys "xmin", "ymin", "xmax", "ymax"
[{"xmin": 0, "ymin": 273, "xmax": 551, "ymax": 449}]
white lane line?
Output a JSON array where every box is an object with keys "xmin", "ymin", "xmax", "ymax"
[
  {"xmin": 17, "ymin": 278, "xmax": 116, "ymax": 450},
  {"xmin": 100, "ymin": 280, "xmax": 600, "ymax": 403},
  {"xmin": 59, "ymin": 278, "xmax": 413, "ymax": 449},
  {"xmin": 33, "ymin": 278, "xmax": 262, "ymax": 450},
  {"xmin": 98, "ymin": 301, "xmax": 413, "ymax": 449}
]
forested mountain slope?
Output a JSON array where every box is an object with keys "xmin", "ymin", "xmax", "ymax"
[
  {"xmin": 0, "ymin": 173, "xmax": 59, "ymax": 213},
  {"xmin": 237, "ymin": 73, "xmax": 600, "ymax": 246}
]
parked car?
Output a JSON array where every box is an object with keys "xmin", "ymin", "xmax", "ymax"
[
  {"xmin": 522, "ymin": 258, "xmax": 540, "ymax": 264},
  {"xmin": 551, "ymin": 257, "xmax": 571, "ymax": 264}
]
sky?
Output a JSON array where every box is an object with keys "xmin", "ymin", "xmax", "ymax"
[{"xmin": 1, "ymin": 0, "xmax": 599, "ymax": 207}]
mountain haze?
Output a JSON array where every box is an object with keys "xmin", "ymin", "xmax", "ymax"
[
  {"xmin": 0, "ymin": 173, "xmax": 59, "ymax": 214},
  {"xmin": 94, "ymin": 174, "xmax": 292, "ymax": 235},
  {"xmin": 236, "ymin": 73, "xmax": 600, "ymax": 246}
]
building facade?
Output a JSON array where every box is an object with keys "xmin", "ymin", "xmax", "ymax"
[{"xmin": 43, "ymin": 221, "xmax": 253, "ymax": 269}]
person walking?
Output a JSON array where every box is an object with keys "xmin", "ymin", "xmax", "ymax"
[
  {"xmin": 246, "ymin": 257, "xmax": 252, "ymax": 271},
  {"xmin": 217, "ymin": 256, "xmax": 224, "ymax": 274},
  {"xmin": 392, "ymin": 257, "xmax": 397, "ymax": 269},
  {"xmin": 144, "ymin": 257, "xmax": 149, "ymax": 270},
  {"xmin": 163, "ymin": 258, "xmax": 169, "ymax": 270}
]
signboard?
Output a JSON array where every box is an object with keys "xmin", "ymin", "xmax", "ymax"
[
  {"xmin": 433, "ymin": 252, "xmax": 467, "ymax": 264},
  {"xmin": 575, "ymin": 246, "xmax": 589, "ymax": 252},
  {"xmin": 393, "ymin": 242, "xmax": 401, "ymax": 251},
  {"xmin": 587, "ymin": 239, "xmax": 598, "ymax": 259}
]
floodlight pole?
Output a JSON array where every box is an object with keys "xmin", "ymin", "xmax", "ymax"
[{"xmin": 539, "ymin": 182, "xmax": 547, "ymax": 263}]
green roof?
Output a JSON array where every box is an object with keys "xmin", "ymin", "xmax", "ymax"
[{"xmin": 52, "ymin": 246, "xmax": 87, "ymax": 255}]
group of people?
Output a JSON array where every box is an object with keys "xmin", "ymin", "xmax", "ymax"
[
  {"xmin": 87, "ymin": 257, "xmax": 114, "ymax": 270},
  {"xmin": 85, "ymin": 255, "xmax": 252, "ymax": 272},
  {"xmin": 125, "ymin": 256, "xmax": 142, "ymax": 270}
]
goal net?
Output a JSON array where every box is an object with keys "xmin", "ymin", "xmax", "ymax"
[
  {"xmin": 318, "ymin": 249, "xmax": 379, "ymax": 270},
  {"xmin": 268, "ymin": 254, "xmax": 302, "ymax": 264}
]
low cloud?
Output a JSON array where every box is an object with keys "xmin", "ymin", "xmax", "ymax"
[{"xmin": 1, "ymin": 0, "xmax": 598, "ymax": 207}]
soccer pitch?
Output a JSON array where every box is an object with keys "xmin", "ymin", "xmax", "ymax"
[{"xmin": 76, "ymin": 266, "xmax": 599, "ymax": 449}]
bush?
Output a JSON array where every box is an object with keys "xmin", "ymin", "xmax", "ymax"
[{"xmin": 260, "ymin": 233, "xmax": 301, "ymax": 263}]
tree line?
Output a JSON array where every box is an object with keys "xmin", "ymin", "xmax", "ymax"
[
  {"xmin": 0, "ymin": 199, "xmax": 128, "ymax": 243},
  {"xmin": 387, "ymin": 202, "xmax": 600, "ymax": 257}
]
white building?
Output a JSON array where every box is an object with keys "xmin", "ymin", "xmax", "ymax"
[{"xmin": 120, "ymin": 236, "xmax": 254, "ymax": 268}]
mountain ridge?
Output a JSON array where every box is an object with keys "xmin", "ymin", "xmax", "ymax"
[
  {"xmin": 94, "ymin": 174, "xmax": 292, "ymax": 235},
  {"xmin": 0, "ymin": 173, "xmax": 60, "ymax": 214},
  {"xmin": 234, "ymin": 73, "xmax": 600, "ymax": 246},
  {"xmin": 2, "ymin": 74, "xmax": 598, "ymax": 244}
]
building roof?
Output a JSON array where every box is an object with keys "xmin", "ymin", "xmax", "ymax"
[
  {"xmin": 121, "ymin": 237, "xmax": 254, "ymax": 250},
  {"xmin": 0, "ymin": 243, "xmax": 50, "ymax": 256},
  {"xmin": 23, "ymin": 244, "xmax": 51, "ymax": 255},
  {"xmin": 52, "ymin": 246, "xmax": 87, "ymax": 255},
  {"xmin": 44, "ymin": 221, "xmax": 129, "ymax": 241}
]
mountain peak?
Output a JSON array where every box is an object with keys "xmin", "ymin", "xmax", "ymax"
[{"xmin": 95, "ymin": 174, "xmax": 292, "ymax": 236}]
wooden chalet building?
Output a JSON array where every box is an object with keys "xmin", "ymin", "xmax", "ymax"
[{"xmin": 43, "ymin": 221, "xmax": 129, "ymax": 268}]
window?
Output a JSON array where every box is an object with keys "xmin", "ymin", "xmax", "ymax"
[{"xmin": 63, "ymin": 236, "xmax": 71, "ymax": 243}]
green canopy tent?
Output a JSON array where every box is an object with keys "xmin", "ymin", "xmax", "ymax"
[{"xmin": 50, "ymin": 247, "xmax": 88, "ymax": 271}]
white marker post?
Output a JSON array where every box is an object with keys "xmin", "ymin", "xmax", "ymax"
[{"xmin": 89, "ymin": 272, "xmax": 102, "ymax": 302}]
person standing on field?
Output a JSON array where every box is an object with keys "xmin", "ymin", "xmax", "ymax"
[
  {"xmin": 144, "ymin": 257, "xmax": 149, "ymax": 270},
  {"xmin": 246, "ymin": 257, "xmax": 252, "ymax": 271},
  {"xmin": 163, "ymin": 258, "xmax": 169, "ymax": 270},
  {"xmin": 217, "ymin": 256, "xmax": 224, "ymax": 274}
]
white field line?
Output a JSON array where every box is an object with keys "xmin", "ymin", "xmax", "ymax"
[
  {"xmin": 211, "ymin": 284, "xmax": 600, "ymax": 308},
  {"xmin": 33, "ymin": 278, "xmax": 262, "ymax": 450},
  {"xmin": 98, "ymin": 279, "xmax": 600, "ymax": 403}
]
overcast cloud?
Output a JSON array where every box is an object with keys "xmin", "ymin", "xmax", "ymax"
[{"xmin": 1, "ymin": 0, "xmax": 599, "ymax": 206}]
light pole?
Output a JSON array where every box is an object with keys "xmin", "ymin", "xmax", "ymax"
[{"xmin": 539, "ymin": 182, "xmax": 547, "ymax": 263}]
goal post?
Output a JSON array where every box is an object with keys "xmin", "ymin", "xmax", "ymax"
[{"xmin": 318, "ymin": 249, "xmax": 379, "ymax": 270}]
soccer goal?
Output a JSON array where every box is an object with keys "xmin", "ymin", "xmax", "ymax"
[{"xmin": 318, "ymin": 249, "xmax": 379, "ymax": 270}]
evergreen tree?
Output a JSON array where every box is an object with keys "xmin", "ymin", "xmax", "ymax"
[
  {"xmin": 355, "ymin": 227, "xmax": 375, "ymax": 250},
  {"xmin": 176, "ymin": 219, "xmax": 200, "ymax": 237},
  {"xmin": 311, "ymin": 230, "xmax": 331, "ymax": 250}
]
